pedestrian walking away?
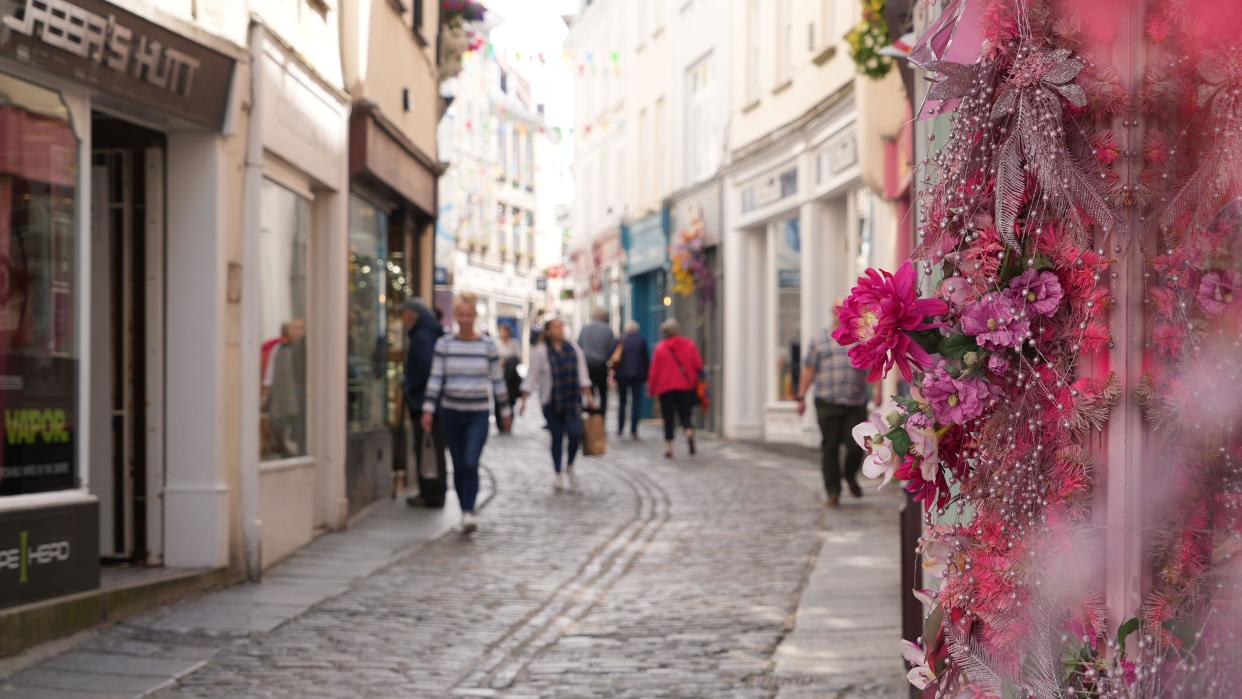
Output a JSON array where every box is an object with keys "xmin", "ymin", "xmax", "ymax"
[
  {"xmin": 403, "ymin": 298, "xmax": 448, "ymax": 508},
  {"xmin": 612, "ymin": 320, "xmax": 650, "ymax": 439},
  {"xmin": 496, "ymin": 323, "xmax": 523, "ymax": 434},
  {"xmin": 577, "ymin": 308, "xmax": 616, "ymax": 421},
  {"xmin": 520, "ymin": 318, "xmax": 594, "ymax": 491},
  {"xmin": 647, "ymin": 319, "xmax": 704, "ymax": 460},
  {"xmin": 422, "ymin": 292, "xmax": 512, "ymax": 533},
  {"xmin": 798, "ymin": 314, "xmax": 869, "ymax": 508}
]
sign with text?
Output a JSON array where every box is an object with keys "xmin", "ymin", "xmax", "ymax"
[
  {"xmin": 0, "ymin": 356, "xmax": 77, "ymax": 496},
  {"xmin": 0, "ymin": 499, "xmax": 98, "ymax": 609},
  {"xmin": 1, "ymin": 0, "xmax": 236, "ymax": 130}
]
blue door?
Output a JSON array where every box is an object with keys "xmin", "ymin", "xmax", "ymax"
[{"xmin": 630, "ymin": 271, "xmax": 664, "ymax": 419}]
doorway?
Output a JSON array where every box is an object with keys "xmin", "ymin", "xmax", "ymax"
[{"xmin": 89, "ymin": 115, "xmax": 165, "ymax": 565}]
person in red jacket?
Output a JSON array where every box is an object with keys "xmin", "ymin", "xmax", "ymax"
[{"xmin": 647, "ymin": 318, "xmax": 704, "ymax": 459}]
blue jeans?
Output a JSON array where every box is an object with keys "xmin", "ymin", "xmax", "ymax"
[
  {"xmin": 440, "ymin": 409, "xmax": 490, "ymax": 513},
  {"xmin": 543, "ymin": 406, "xmax": 583, "ymax": 474},
  {"xmin": 617, "ymin": 379, "xmax": 644, "ymax": 435}
]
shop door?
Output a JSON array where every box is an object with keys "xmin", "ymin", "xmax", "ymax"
[
  {"xmin": 630, "ymin": 271, "xmax": 664, "ymax": 419},
  {"xmin": 89, "ymin": 121, "xmax": 165, "ymax": 564}
]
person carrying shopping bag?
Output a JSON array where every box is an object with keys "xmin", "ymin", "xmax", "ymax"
[
  {"xmin": 647, "ymin": 319, "xmax": 705, "ymax": 460},
  {"xmin": 421, "ymin": 292, "xmax": 511, "ymax": 533},
  {"xmin": 520, "ymin": 318, "xmax": 594, "ymax": 491}
]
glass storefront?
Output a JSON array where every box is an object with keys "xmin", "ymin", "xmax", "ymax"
[
  {"xmin": 773, "ymin": 216, "xmax": 801, "ymax": 402},
  {"xmin": 259, "ymin": 180, "xmax": 310, "ymax": 461},
  {"xmin": 0, "ymin": 74, "xmax": 79, "ymax": 496},
  {"xmin": 347, "ymin": 197, "xmax": 388, "ymax": 432}
]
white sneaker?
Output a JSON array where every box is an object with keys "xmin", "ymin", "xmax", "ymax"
[
  {"xmin": 461, "ymin": 512, "xmax": 478, "ymax": 534},
  {"xmin": 553, "ymin": 472, "xmax": 565, "ymax": 491},
  {"xmin": 567, "ymin": 467, "xmax": 579, "ymax": 490}
]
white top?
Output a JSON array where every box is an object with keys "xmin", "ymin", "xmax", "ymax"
[
  {"xmin": 497, "ymin": 338, "xmax": 522, "ymax": 361},
  {"xmin": 521, "ymin": 341, "xmax": 592, "ymax": 408}
]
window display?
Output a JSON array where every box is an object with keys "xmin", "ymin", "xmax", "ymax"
[
  {"xmin": 259, "ymin": 180, "xmax": 309, "ymax": 461},
  {"xmin": 0, "ymin": 74, "xmax": 79, "ymax": 496},
  {"xmin": 348, "ymin": 197, "xmax": 388, "ymax": 432},
  {"xmin": 773, "ymin": 216, "xmax": 801, "ymax": 402}
]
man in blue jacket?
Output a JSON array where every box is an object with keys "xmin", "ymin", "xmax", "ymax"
[{"xmin": 403, "ymin": 298, "xmax": 447, "ymax": 508}]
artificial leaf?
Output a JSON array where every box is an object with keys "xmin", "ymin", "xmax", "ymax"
[
  {"xmin": 939, "ymin": 334, "xmax": 980, "ymax": 360},
  {"xmin": 1116, "ymin": 617, "xmax": 1140, "ymax": 654},
  {"xmin": 887, "ymin": 427, "xmax": 912, "ymax": 458},
  {"xmin": 908, "ymin": 329, "xmax": 943, "ymax": 355}
]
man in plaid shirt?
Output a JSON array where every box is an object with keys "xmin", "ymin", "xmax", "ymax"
[{"xmin": 797, "ymin": 325, "xmax": 869, "ymax": 507}]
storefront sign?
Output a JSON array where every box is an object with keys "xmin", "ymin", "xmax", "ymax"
[
  {"xmin": 1, "ymin": 0, "xmax": 236, "ymax": 131},
  {"xmin": 741, "ymin": 165, "xmax": 797, "ymax": 214},
  {"xmin": 0, "ymin": 500, "xmax": 99, "ymax": 610},
  {"xmin": 624, "ymin": 214, "xmax": 666, "ymax": 276},
  {"xmin": 0, "ymin": 357, "xmax": 77, "ymax": 496}
]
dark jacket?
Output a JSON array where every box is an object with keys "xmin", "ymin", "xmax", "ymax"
[
  {"xmin": 614, "ymin": 332, "xmax": 650, "ymax": 382},
  {"xmin": 404, "ymin": 300, "xmax": 445, "ymax": 411}
]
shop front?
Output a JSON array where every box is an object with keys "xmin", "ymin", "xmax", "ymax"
[
  {"xmin": 345, "ymin": 104, "xmax": 438, "ymax": 515},
  {"xmin": 668, "ymin": 179, "xmax": 723, "ymax": 433},
  {"xmin": 0, "ymin": 0, "xmax": 238, "ymax": 609},
  {"xmin": 723, "ymin": 92, "xmax": 871, "ymax": 445},
  {"xmin": 622, "ymin": 212, "xmax": 667, "ymax": 420}
]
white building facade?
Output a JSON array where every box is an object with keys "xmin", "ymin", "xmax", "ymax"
[
  {"xmin": 722, "ymin": 0, "xmax": 903, "ymax": 445},
  {"xmin": 439, "ymin": 53, "xmax": 550, "ymax": 353}
]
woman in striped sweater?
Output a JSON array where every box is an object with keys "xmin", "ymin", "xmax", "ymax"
[{"xmin": 421, "ymin": 293, "xmax": 511, "ymax": 533}]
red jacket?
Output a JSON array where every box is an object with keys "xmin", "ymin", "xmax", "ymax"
[{"xmin": 648, "ymin": 336, "xmax": 704, "ymax": 397}]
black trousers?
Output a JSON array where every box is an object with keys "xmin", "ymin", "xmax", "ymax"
[
  {"xmin": 617, "ymin": 379, "xmax": 644, "ymax": 435},
  {"xmin": 815, "ymin": 400, "xmax": 867, "ymax": 498},
  {"xmin": 659, "ymin": 390, "xmax": 696, "ymax": 442},
  {"xmin": 588, "ymin": 362, "xmax": 609, "ymax": 417},
  {"xmin": 410, "ymin": 405, "xmax": 448, "ymax": 507}
]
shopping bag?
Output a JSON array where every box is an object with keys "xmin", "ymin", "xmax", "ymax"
[{"xmin": 583, "ymin": 409, "xmax": 607, "ymax": 456}]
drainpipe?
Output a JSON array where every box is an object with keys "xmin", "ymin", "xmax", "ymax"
[{"xmin": 239, "ymin": 20, "xmax": 266, "ymax": 583}]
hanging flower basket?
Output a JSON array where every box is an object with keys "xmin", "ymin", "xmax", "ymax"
[
  {"xmin": 847, "ymin": 0, "xmax": 894, "ymax": 79},
  {"xmin": 670, "ymin": 215, "xmax": 715, "ymax": 309}
]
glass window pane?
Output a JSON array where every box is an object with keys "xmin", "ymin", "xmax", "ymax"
[
  {"xmin": 0, "ymin": 74, "xmax": 79, "ymax": 495},
  {"xmin": 774, "ymin": 217, "xmax": 801, "ymax": 402},
  {"xmin": 348, "ymin": 197, "xmax": 388, "ymax": 432},
  {"xmin": 259, "ymin": 181, "xmax": 309, "ymax": 461}
]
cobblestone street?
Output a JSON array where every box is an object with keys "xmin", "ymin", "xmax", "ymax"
[{"xmin": 1, "ymin": 418, "xmax": 906, "ymax": 698}]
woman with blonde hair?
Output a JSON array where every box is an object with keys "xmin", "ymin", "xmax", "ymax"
[{"xmin": 421, "ymin": 292, "xmax": 511, "ymax": 533}]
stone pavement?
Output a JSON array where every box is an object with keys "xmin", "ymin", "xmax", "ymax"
[{"xmin": 0, "ymin": 415, "xmax": 907, "ymax": 698}]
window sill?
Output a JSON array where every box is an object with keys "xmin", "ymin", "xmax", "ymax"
[
  {"xmin": 812, "ymin": 45, "xmax": 837, "ymax": 66},
  {"xmin": 742, "ymin": 98, "xmax": 761, "ymax": 114},
  {"xmin": 772, "ymin": 79, "xmax": 793, "ymax": 96},
  {"xmin": 260, "ymin": 456, "xmax": 316, "ymax": 475}
]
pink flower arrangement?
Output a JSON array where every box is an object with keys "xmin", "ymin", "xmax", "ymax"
[
  {"xmin": 960, "ymin": 292, "xmax": 1030, "ymax": 351},
  {"xmin": 906, "ymin": 412, "xmax": 941, "ymax": 481},
  {"xmin": 921, "ymin": 364, "xmax": 993, "ymax": 425},
  {"xmin": 1007, "ymin": 269, "xmax": 1064, "ymax": 317},
  {"xmin": 833, "ymin": 261, "xmax": 949, "ymax": 381},
  {"xmin": 1197, "ymin": 270, "xmax": 1238, "ymax": 315},
  {"xmin": 853, "ymin": 411, "xmax": 899, "ymax": 487}
]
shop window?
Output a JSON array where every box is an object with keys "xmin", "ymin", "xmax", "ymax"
[
  {"xmin": 773, "ymin": 217, "xmax": 801, "ymax": 402},
  {"xmin": 348, "ymin": 197, "xmax": 389, "ymax": 432},
  {"xmin": 259, "ymin": 181, "xmax": 310, "ymax": 461},
  {"xmin": 0, "ymin": 75, "xmax": 78, "ymax": 496}
]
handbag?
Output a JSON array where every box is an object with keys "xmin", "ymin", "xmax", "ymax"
[
  {"xmin": 608, "ymin": 341, "xmax": 624, "ymax": 368},
  {"xmin": 669, "ymin": 347, "xmax": 710, "ymax": 411},
  {"xmin": 582, "ymin": 407, "xmax": 607, "ymax": 456}
]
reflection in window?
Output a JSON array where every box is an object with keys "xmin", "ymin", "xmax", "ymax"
[
  {"xmin": 0, "ymin": 74, "xmax": 78, "ymax": 496},
  {"xmin": 774, "ymin": 217, "xmax": 801, "ymax": 402},
  {"xmin": 348, "ymin": 197, "xmax": 388, "ymax": 432},
  {"xmin": 259, "ymin": 181, "xmax": 309, "ymax": 460}
]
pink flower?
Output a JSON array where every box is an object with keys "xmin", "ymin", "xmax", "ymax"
[
  {"xmin": 987, "ymin": 353, "xmax": 1011, "ymax": 375},
  {"xmin": 834, "ymin": 261, "xmax": 949, "ymax": 382},
  {"xmin": 1197, "ymin": 270, "xmax": 1239, "ymax": 315},
  {"xmin": 960, "ymin": 292, "xmax": 1030, "ymax": 350},
  {"xmin": 901, "ymin": 639, "xmax": 936, "ymax": 690},
  {"xmin": 940, "ymin": 276, "xmax": 976, "ymax": 306},
  {"xmin": 921, "ymin": 364, "xmax": 992, "ymax": 425},
  {"xmin": 1008, "ymin": 269, "xmax": 1064, "ymax": 317},
  {"xmin": 906, "ymin": 412, "xmax": 941, "ymax": 481}
]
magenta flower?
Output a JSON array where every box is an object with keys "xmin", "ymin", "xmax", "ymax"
[
  {"xmin": 960, "ymin": 293, "xmax": 1030, "ymax": 351},
  {"xmin": 921, "ymin": 364, "xmax": 992, "ymax": 425},
  {"xmin": 1008, "ymin": 269, "xmax": 1063, "ymax": 317},
  {"xmin": 833, "ymin": 261, "xmax": 949, "ymax": 382},
  {"xmin": 987, "ymin": 353, "xmax": 1011, "ymax": 375},
  {"xmin": 939, "ymin": 276, "xmax": 975, "ymax": 306},
  {"xmin": 1198, "ymin": 270, "xmax": 1238, "ymax": 315}
]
